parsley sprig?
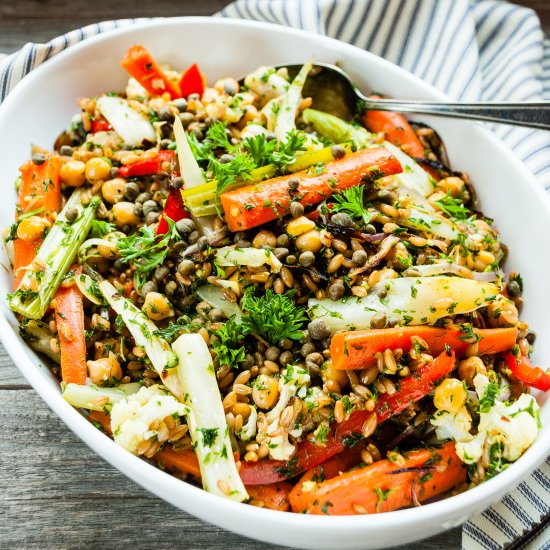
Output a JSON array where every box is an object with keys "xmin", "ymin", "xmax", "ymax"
[
  {"xmin": 241, "ymin": 289, "xmax": 308, "ymax": 345},
  {"xmin": 211, "ymin": 317, "xmax": 247, "ymax": 368},
  {"xmin": 330, "ymin": 184, "xmax": 371, "ymax": 226},
  {"xmin": 435, "ymin": 193, "xmax": 471, "ymax": 220},
  {"xmin": 118, "ymin": 218, "xmax": 181, "ymax": 288}
]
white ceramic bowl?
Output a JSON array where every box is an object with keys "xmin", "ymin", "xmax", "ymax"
[{"xmin": 1, "ymin": 17, "xmax": 549, "ymax": 550}]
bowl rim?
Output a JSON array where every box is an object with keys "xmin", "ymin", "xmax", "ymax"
[{"xmin": 1, "ymin": 14, "xmax": 549, "ymax": 541}]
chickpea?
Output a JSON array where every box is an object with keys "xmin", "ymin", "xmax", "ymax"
[
  {"xmin": 91, "ymin": 313, "xmax": 110, "ymax": 331},
  {"xmin": 85, "ymin": 157, "xmax": 111, "ymax": 184},
  {"xmin": 97, "ymin": 231, "xmax": 124, "ymax": 259},
  {"xmin": 16, "ymin": 216, "xmax": 51, "ymax": 241},
  {"xmin": 102, "ymin": 178, "xmax": 126, "ymax": 204},
  {"xmin": 436, "ymin": 177, "xmax": 465, "ymax": 198},
  {"xmin": 252, "ymin": 230, "xmax": 277, "ymax": 249},
  {"xmin": 433, "ymin": 378, "xmax": 467, "ymax": 413},
  {"xmin": 458, "ymin": 356, "xmax": 487, "ymax": 388},
  {"xmin": 295, "ymin": 229, "xmax": 322, "ymax": 253},
  {"xmin": 286, "ymin": 216, "xmax": 315, "ymax": 237},
  {"xmin": 473, "ymin": 250, "xmax": 495, "ymax": 272},
  {"xmin": 252, "ymin": 374, "xmax": 279, "ymax": 410},
  {"xmin": 111, "ymin": 201, "xmax": 141, "ymax": 227},
  {"xmin": 142, "ymin": 291, "xmax": 174, "ymax": 321},
  {"xmin": 60, "ymin": 160, "xmax": 87, "ymax": 187},
  {"xmin": 87, "ymin": 354, "xmax": 122, "ymax": 385},
  {"xmin": 487, "ymin": 295, "xmax": 519, "ymax": 327},
  {"xmin": 321, "ymin": 359, "xmax": 348, "ymax": 388}
]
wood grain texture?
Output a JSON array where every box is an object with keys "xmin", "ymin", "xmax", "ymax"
[{"xmin": 0, "ymin": 1, "xmax": 546, "ymax": 548}]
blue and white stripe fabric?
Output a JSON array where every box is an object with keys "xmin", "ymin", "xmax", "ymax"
[{"xmin": 0, "ymin": 2, "xmax": 549, "ymax": 548}]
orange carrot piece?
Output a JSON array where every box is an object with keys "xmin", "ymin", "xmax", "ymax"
[
  {"xmin": 331, "ymin": 326, "xmax": 518, "ymax": 370},
  {"xmin": 13, "ymin": 156, "xmax": 62, "ymax": 288},
  {"xmin": 55, "ymin": 267, "xmax": 87, "ymax": 385},
  {"xmin": 289, "ymin": 448, "xmax": 362, "ymax": 508},
  {"xmin": 88, "ymin": 410, "xmax": 112, "ymax": 435},
  {"xmin": 156, "ymin": 447, "xmax": 202, "ymax": 478},
  {"xmin": 120, "ymin": 45, "xmax": 181, "ymax": 99},
  {"xmin": 220, "ymin": 147, "xmax": 402, "ymax": 232},
  {"xmin": 246, "ymin": 482, "xmax": 293, "ymax": 511},
  {"xmin": 291, "ymin": 441, "xmax": 465, "ymax": 515},
  {"xmin": 362, "ymin": 97, "xmax": 425, "ymax": 158}
]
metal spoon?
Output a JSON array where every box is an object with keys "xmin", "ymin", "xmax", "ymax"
[{"xmin": 279, "ymin": 62, "xmax": 550, "ymax": 130}]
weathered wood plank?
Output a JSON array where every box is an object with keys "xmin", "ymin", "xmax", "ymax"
[
  {"xmin": 0, "ymin": 343, "xmax": 28, "ymax": 386},
  {"xmin": 0, "ymin": 389, "xmax": 461, "ymax": 549}
]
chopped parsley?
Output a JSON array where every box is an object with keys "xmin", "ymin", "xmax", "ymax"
[{"xmin": 330, "ymin": 184, "xmax": 371, "ymax": 226}]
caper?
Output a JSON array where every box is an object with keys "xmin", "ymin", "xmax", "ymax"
[
  {"xmin": 299, "ymin": 251, "xmax": 316, "ymax": 267},
  {"xmin": 265, "ymin": 347, "xmax": 280, "ymax": 362},
  {"xmin": 142, "ymin": 199, "xmax": 160, "ymax": 217},
  {"xmin": 290, "ymin": 201, "xmax": 305, "ymax": 218},
  {"xmin": 176, "ymin": 218, "xmax": 195, "ymax": 235},
  {"xmin": 178, "ymin": 259, "xmax": 196, "ymax": 275},
  {"xmin": 173, "ymin": 98, "xmax": 188, "ymax": 112},
  {"xmin": 331, "ymin": 144, "xmax": 346, "ymax": 159},
  {"xmin": 140, "ymin": 280, "xmax": 158, "ymax": 297},
  {"xmin": 370, "ymin": 312, "xmax": 387, "ymax": 329},
  {"xmin": 352, "ymin": 249, "xmax": 368, "ymax": 266},
  {"xmin": 123, "ymin": 182, "xmax": 140, "ymax": 201},
  {"xmin": 65, "ymin": 207, "xmax": 79, "ymax": 222},
  {"xmin": 153, "ymin": 265, "xmax": 170, "ymax": 283},
  {"xmin": 507, "ymin": 280, "xmax": 521, "ymax": 297},
  {"xmin": 172, "ymin": 177, "xmax": 184, "ymax": 190},
  {"xmin": 328, "ymin": 281, "xmax": 345, "ymax": 301},
  {"xmin": 59, "ymin": 145, "xmax": 73, "ymax": 156},
  {"xmin": 308, "ymin": 319, "xmax": 331, "ymax": 340},
  {"xmin": 331, "ymin": 212, "xmax": 355, "ymax": 227},
  {"xmin": 178, "ymin": 112, "xmax": 195, "ymax": 128}
]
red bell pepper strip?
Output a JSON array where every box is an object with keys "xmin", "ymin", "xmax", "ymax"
[
  {"xmin": 331, "ymin": 326, "xmax": 517, "ymax": 370},
  {"xmin": 118, "ymin": 150, "xmax": 176, "ymax": 178},
  {"xmin": 120, "ymin": 45, "xmax": 181, "ymax": 99},
  {"xmin": 505, "ymin": 351, "xmax": 550, "ymax": 391},
  {"xmin": 239, "ymin": 350, "xmax": 455, "ymax": 485},
  {"xmin": 179, "ymin": 63, "xmax": 206, "ymax": 98},
  {"xmin": 90, "ymin": 118, "xmax": 112, "ymax": 133},
  {"xmin": 156, "ymin": 185, "xmax": 190, "ymax": 235}
]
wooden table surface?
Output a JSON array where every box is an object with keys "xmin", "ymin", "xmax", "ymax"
[{"xmin": 1, "ymin": 1, "xmax": 547, "ymax": 549}]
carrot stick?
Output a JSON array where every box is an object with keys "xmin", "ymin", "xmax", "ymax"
[
  {"xmin": 289, "ymin": 448, "xmax": 362, "ymax": 507},
  {"xmin": 246, "ymin": 482, "xmax": 293, "ymax": 511},
  {"xmin": 362, "ymin": 97, "xmax": 425, "ymax": 158},
  {"xmin": 13, "ymin": 156, "xmax": 62, "ymax": 288},
  {"xmin": 220, "ymin": 147, "xmax": 402, "ymax": 232},
  {"xmin": 156, "ymin": 447, "xmax": 202, "ymax": 478},
  {"xmin": 120, "ymin": 45, "xmax": 181, "ymax": 99},
  {"xmin": 290, "ymin": 441, "xmax": 465, "ymax": 514},
  {"xmin": 55, "ymin": 267, "xmax": 87, "ymax": 385},
  {"xmin": 331, "ymin": 326, "xmax": 518, "ymax": 370}
]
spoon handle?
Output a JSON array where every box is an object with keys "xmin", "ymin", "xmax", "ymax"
[{"xmin": 363, "ymin": 99, "xmax": 550, "ymax": 131}]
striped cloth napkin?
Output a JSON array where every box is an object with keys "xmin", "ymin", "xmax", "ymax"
[{"xmin": 0, "ymin": 1, "xmax": 549, "ymax": 548}]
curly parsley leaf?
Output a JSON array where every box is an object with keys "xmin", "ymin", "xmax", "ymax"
[
  {"xmin": 211, "ymin": 317, "xmax": 247, "ymax": 368},
  {"xmin": 89, "ymin": 219, "xmax": 116, "ymax": 239},
  {"xmin": 241, "ymin": 289, "xmax": 308, "ymax": 345},
  {"xmin": 331, "ymin": 184, "xmax": 371, "ymax": 226}
]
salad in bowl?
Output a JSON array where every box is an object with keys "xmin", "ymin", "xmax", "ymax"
[{"xmin": 5, "ymin": 44, "xmax": 547, "ymax": 515}]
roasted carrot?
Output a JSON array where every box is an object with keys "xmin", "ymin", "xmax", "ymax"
[
  {"xmin": 220, "ymin": 147, "xmax": 402, "ymax": 232},
  {"xmin": 55, "ymin": 267, "xmax": 87, "ymax": 385},
  {"xmin": 240, "ymin": 351, "xmax": 455, "ymax": 485},
  {"xmin": 120, "ymin": 45, "xmax": 181, "ymax": 99},
  {"xmin": 13, "ymin": 155, "xmax": 62, "ymax": 288},
  {"xmin": 246, "ymin": 482, "xmax": 293, "ymax": 511},
  {"xmin": 289, "ymin": 448, "xmax": 362, "ymax": 507},
  {"xmin": 156, "ymin": 447, "xmax": 202, "ymax": 479},
  {"xmin": 362, "ymin": 97, "xmax": 425, "ymax": 158},
  {"xmin": 290, "ymin": 441, "xmax": 465, "ymax": 514},
  {"xmin": 331, "ymin": 326, "xmax": 518, "ymax": 370},
  {"xmin": 88, "ymin": 410, "xmax": 112, "ymax": 435}
]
